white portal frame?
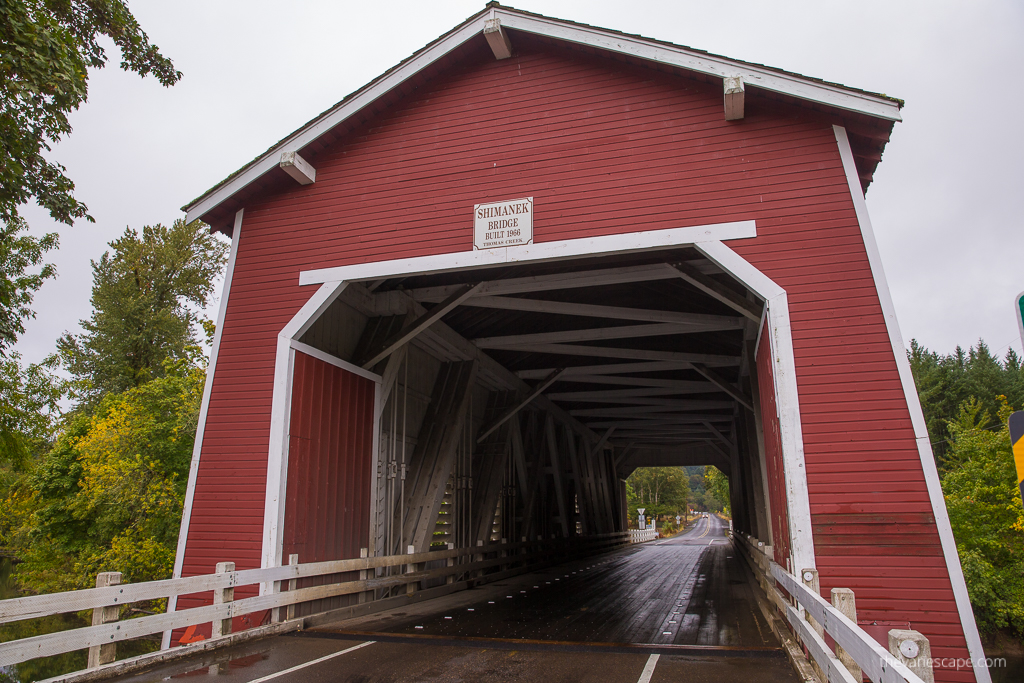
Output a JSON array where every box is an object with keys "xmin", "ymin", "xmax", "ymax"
[{"xmin": 256, "ymin": 219, "xmax": 818, "ymax": 586}]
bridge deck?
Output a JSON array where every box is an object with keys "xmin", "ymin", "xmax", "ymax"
[{"xmin": 106, "ymin": 517, "xmax": 799, "ymax": 682}]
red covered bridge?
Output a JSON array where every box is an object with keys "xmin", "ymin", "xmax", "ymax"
[{"xmin": 159, "ymin": 4, "xmax": 988, "ymax": 681}]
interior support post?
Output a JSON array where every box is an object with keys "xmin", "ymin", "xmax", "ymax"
[
  {"xmin": 401, "ymin": 360, "xmax": 478, "ymax": 552},
  {"xmin": 470, "ymin": 391, "xmax": 517, "ymax": 544},
  {"xmin": 545, "ymin": 416, "xmax": 571, "ymax": 538}
]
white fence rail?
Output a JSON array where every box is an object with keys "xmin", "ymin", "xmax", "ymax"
[
  {"xmin": 736, "ymin": 534, "xmax": 929, "ymax": 683},
  {"xmin": 0, "ymin": 532, "xmax": 629, "ymax": 673},
  {"xmin": 628, "ymin": 529, "xmax": 657, "ymax": 543}
]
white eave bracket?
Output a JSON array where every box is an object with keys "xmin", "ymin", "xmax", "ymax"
[
  {"xmin": 724, "ymin": 76, "xmax": 745, "ymax": 121},
  {"xmin": 484, "ymin": 18, "xmax": 513, "ymax": 59},
  {"xmin": 280, "ymin": 151, "xmax": 316, "ymax": 185}
]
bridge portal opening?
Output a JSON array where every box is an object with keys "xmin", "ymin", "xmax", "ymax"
[{"xmin": 280, "ymin": 245, "xmax": 787, "ymax": 629}]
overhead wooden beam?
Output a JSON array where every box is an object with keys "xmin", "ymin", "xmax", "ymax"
[
  {"xmin": 361, "ymin": 283, "xmax": 480, "ymax": 368},
  {"xmin": 593, "ymin": 427, "xmax": 615, "ymax": 452},
  {"xmin": 585, "ymin": 415, "xmax": 734, "ymax": 429},
  {"xmin": 670, "ymin": 262, "xmax": 762, "ymax": 322},
  {"xmin": 408, "ymin": 263, "xmax": 678, "ymax": 302},
  {"xmin": 702, "ymin": 420, "xmax": 735, "ymax": 449},
  {"xmin": 476, "ymin": 368, "xmax": 566, "ymax": 443},
  {"xmin": 724, "ymin": 76, "xmax": 745, "ymax": 121},
  {"xmin": 485, "ymin": 342, "xmax": 740, "ymax": 367},
  {"xmin": 613, "ymin": 443, "xmax": 636, "ymax": 469},
  {"xmin": 548, "ymin": 386, "xmax": 713, "ymax": 401},
  {"xmin": 551, "ymin": 394, "xmax": 735, "ymax": 407},
  {"xmin": 549, "ymin": 377, "xmax": 716, "ymax": 391},
  {"xmin": 483, "ymin": 18, "xmax": 513, "ymax": 59},
  {"xmin": 463, "ymin": 296, "xmax": 744, "ymax": 328},
  {"xmin": 691, "ymin": 363, "xmax": 754, "ymax": 411},
  {"xmin": 570, "ymin": 404, "xmax": 734, "ymax": 417},
  {"xmin": 474, "ymin": 322, "xmax": 731, "ymax": 348},
  {"xmin": 279, "ymin": 151, "xmax": 316, "ymax": 185},
  {"xmin": 517, "ymin": 361, "xmax": 692, "ymax": 380}
]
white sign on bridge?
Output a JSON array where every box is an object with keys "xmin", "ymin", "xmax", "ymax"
[{"xmin": 474, "ymin": 197, "xmax": 533, "ymax": 250}]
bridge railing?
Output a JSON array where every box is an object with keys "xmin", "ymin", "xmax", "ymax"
[
  {"xmin": 736, "ymin": 533, "xmax": 929, "ymax": 683},
  {"xmin": 0, "ymin": 532, "xmax": 629, "ymax": 678},
  {"xmin": 628, "ymin": 528, "xmax": 657, "ymax": 543}
]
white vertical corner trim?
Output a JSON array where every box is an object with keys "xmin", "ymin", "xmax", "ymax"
[
  {"xmin": 695, "ymin": 241, "xmax": 816, "ymax": 575},
  {"xmin": 261, "ymin": 281, "xmax": 350, "ymax": 583},
  {"xmin": 833, "ymin": 125, "xmax": 990, "ymax": 683},
  {"xmin": 162, "ymin": 209, "xmax": 244, "ymax": 650}
]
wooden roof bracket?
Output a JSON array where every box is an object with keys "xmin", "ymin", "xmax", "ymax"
[
  {"xmin": 279, "ymin": 151, "xmax": 316, "ymax": 185},
  {"xmin": 724, "ymin": 75, "xmax": 745, "ymax": 121},
  {"xmin": 484, "ymin": 17, "xmax": 513, "ymax": 59}
]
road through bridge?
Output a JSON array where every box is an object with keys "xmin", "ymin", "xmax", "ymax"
[{"xmin": 102, "ymin": 516, "xmax": 801, "ymax": 683}]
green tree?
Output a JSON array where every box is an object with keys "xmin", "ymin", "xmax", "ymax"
[
  {"xmin": 1, "ymin": 0, "xmax": 181, "ymax": 226},
  {"xmin": 940, "ymin": 397, "xmax": 1024, "ymax": 636},
  {"xmin": 0, "ymin": 352, "xmax": 63, "ymax": 466},
  {"xmin": 57, "ymin": 219, "xmax": 226, "ymax": 405},
  {"xmin": 3, "ymin": 358, "xmax": 203, "ymax": 594},
  {"xmin": 909, "ymin": 339, "xmax": 1024, "ymax": 467},
  {"xmin": 0, "ymin": 217, "xmax": 57, "ymax": 354},
  {"xmin": 626, "ymin": 467, "xmax": 690, "ymax": 521},
  {"xmin": 703, "ymin": 466, "xmax": 730, "ymax": 515},
  {"xmin": 0, "ymin": 1, "xmax": 181, "ymax": 371}
]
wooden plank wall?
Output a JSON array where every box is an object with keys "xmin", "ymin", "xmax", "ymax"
[
  {"xmin": 755, "ymin": 322, "xmax": 792, "ymax": 570},
  {"xmin": 179, "ymin": 33, "xmax": 975, "ymax": 679}
]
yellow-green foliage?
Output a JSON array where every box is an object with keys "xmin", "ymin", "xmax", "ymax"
[
  {"xmin": 941, "ymin": 397, "xmax": 1024, "ymax": 636},
  {"xmin": 2, "ymin": 360, "xmax": 202, "ymax": 593}
]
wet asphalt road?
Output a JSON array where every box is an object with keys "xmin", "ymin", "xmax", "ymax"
[{"xmin": 107, "ymin": 516, "xmax": 799, "ymax": 682}]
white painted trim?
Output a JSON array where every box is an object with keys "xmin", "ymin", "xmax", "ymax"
[
  {"xmin": 261, "ymin": 282, "xmax": 349, "ymax": 578},
  {"xmin": 695, "ymin": 241, "xmax": 816, "ymax": 575},
  {"xmin": 300, "ymin": 221, "xmax": 756, "ymax": 285},
  {"xmin": 184, "ymin": 14, "xmax": 490, "ymax": 225},
  {"xmin": 163, "ymin": 209, "xmax": 244, "ymax": 650},
  {"xmin": 289, "ymin": 340, "xmax": 381, "ymax": 383},
  {"xmin": 833, "ymin": 124, "xmax": 990, "ymax": 683},
  {"xmin": 184, "ymin": 8, "xmax": 900, "ymax": 225},
  {"xmin": 495, "ymin": 9, "xmax": 901, "ymax": 122}
]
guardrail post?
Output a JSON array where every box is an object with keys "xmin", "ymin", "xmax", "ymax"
[
  {"xmin": 211, "ymin": 562, "xmax": 235, "ymax": 638},
  {"xmin": 446, "ymin": 543, "xmax": 455, "ymax": 584},
  {"xmin": 800, "ymin": 568, "xmax": 824, "ymax": 683},
  {"xmin": 888, "ymin": 629, "xmax": 934, "ymax": 683},
  {"xmin": 87, "ymin": 571, "xmax": 122, "ymax": 669},
  {"xmin": 358, "ymin": 548, "xmax": 370, "ymax": 603},
  {"xmin": 831, "ymin": 588, "xmax": 862, "ymax": 681},
  {"xmin": 406, "ymin": 545, "xmax": 417, "ymax": 596},
  {"xmin": 285, "ymin": 554, "xmax": 299, "ymax": 621}
]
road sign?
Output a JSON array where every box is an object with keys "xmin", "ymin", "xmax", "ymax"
[
  {"xmin": 1011, "ymin": 412, "xmax": 1024, "ymax": 506},
  {"xmin": 1017, "ymin": 291, "xmax": 1024, "ymax": 352},
  {"xmin": 637, "ymin": 508, "xmax": 645, "ymax": 515}
]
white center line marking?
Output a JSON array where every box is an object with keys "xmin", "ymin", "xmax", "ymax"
[
  {"xmin": 247, "ymin": 641, "xmax": 375, "ymax": 683},
  {"xmin": 637, "ymin": 653, "xmax": 660, "ymax": 683}
]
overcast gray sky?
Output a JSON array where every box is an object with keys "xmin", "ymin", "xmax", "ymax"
[{"xmin": 13, "ymin": 0, "xmax": 1024, "ymax": 365}]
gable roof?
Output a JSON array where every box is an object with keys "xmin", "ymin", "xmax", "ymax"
[{"xmin": 185, "ymin": 2, "xmax": 903, "ymax": 233}]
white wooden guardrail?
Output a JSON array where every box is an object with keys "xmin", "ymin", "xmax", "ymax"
[
  {"xmin": 628, "ymin": 529, "xmax": 657, "ymax": 543},
  {"xmin": 0, "ymin": 532, "xmax": 628, "ymax": 673},
  {"xmin": 736, "ymin": 533, "xmax": 930, "ymax": 683}
]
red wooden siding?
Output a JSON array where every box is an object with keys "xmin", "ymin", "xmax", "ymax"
[
  {"xmin": 284, "ymin": 350, "xmax": 374, "ymax": 561},
  {"xmin": 756, "ymin": 319, "xmax": 792, "ymax": 569},
  {"xmin": 179, "ymin": 33, "xmax": 976, "ymax": 680},
  {"xmin": 282, "ymin": 350, "xmax": 375, "ymax": 616}
]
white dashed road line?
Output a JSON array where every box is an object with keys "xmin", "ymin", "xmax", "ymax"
[
  {"xmin": 636, "ymin": 653, "xmax": 660, "ymax": 683},
  {"xmin": 247, "ymin": 640, "xmax": 375, "ymax": 683}
]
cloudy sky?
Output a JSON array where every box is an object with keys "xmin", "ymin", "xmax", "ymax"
[{"xmin": 14, "ymin": 0, "xmax": 1024, "ymax": 365}]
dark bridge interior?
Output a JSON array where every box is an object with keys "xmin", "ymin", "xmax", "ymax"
[{"xmin": 298, "ymin": 246, "xmax": 774, "ymax": 557}]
